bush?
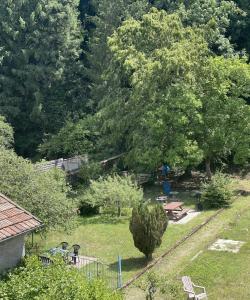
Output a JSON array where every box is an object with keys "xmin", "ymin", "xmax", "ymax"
[
  {"xmin": 137, "ymin": 271, "xmax": 181, "ymax": 300},
  {"xmin": 0, "ymin": 148, "xmax": 75, "ymax": 229},
  {"xmin": 201, "ymin": 172, "xmax": 233, "ymax": 209},
  {"xmin": 0, "ymin": 256, "xmax": 122, "ymax": 300},
  {"xmin": 130, "ymin": 202, "xmax": 168, "ymax": 260},
  {"xmin": 82, "ymin": 175, "xmax": 143, "ymax": 217}
]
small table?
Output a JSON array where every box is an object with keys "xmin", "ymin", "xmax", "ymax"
[
  {"xmin": 41, "ymin": 248, "xmax": 69, "ymax": 264},
  {"xmin": 49, "ymin": 248, "xmax": 68, "ymax": 256},
  {"xmin": 163, "ymin": 202, "xmax": 189, "ymax": 221}
]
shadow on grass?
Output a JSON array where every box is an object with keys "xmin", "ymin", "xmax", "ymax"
[
  {"xmin": 76, "ymin": 214, "xmax": 129, "ymax": 226},
  {"xmin": 109, "ymin": 256, "xmax": 148, "ymax": 273}
]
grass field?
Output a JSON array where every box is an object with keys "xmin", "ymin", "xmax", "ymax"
[
  {"xmin": 33, "ymin": 178, "xmax": 250, "ymax": 299},
  {"xmin": 125, "ymin": 179, "xmax": 250, "ymax": 299},
  {"xmin": 33, "ymin": 186, "xmax": 214, "ymax": 283}
]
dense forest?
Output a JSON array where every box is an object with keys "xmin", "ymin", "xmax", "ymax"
[{"xmin": 0, "ymin": 0, "xmax": 250, "ymax": 174}]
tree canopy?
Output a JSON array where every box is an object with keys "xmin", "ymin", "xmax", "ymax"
[
  {"xmin": 0, "ymin": 0, "xmax": 85, "ymax": 157},
  {"xmin": 82, "ymin": 174, "xmax": 143, "ymax": 216},
  {"xmin": 98, "ymin": 9, "xmax": 250, "ymax": 175},
  {"xmin": 39, "ymin": 117, "xmax": 99, "ymax": 159},
  {"xmin": 0, "ymin": 148, "xmax": 75, "ymax": 228},
  {"xmin": 0, "ymin": 0, "xmax": 249, "ymax": 174}
]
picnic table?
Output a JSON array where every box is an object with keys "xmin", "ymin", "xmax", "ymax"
[{"xmin": 163, "ymin": 202, "xmax": 189, "ymax": 221}]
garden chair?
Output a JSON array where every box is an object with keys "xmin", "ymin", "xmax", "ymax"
[
  {"xmin": 71, "ymin": 244, "xmax": 81, "ymax": 264},
  {"xmin": 182, "ymin": 276, "xmax": 208, "ymax": 300},
  {"xmin": 60, "ymin": 241, "xmax": 69, "ymax": 250}
]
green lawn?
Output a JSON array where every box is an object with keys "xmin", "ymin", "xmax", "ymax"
[
  {"xmin": 33, "ymin": 179, "xmax": 250, "ymax": 298},
  {"xmin": 183, "ymin": 202, "xmax": 250, "ymax": 299},
  {"xmin": 125, "ymin": 179, "xmax": 250, "ymax": 299},
  {"xmin": 33, "ymin": 186, "xmax": 214, "ymax": 283}
]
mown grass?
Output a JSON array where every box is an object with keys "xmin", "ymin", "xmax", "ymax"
[
  {"xmin": 125, "ymin": 179, "xmax": 250, "ymax": 300},
  {"xmin": 33, "ymin": 186, "xmax": 214, "ymax": 283},
  {"xmin": 183, "ymin": 203, "xmax": 250, "ymax": 299}
]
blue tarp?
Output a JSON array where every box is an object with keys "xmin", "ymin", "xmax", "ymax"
[
  {"xmin": 163, "ymin": 180, "xmax": 171, "ymax": 195},
  {"xmin": 162, "ymin": 164, "xmax": 170, "ymax": 176}
]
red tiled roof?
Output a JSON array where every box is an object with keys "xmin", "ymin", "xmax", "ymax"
[{"xmin": 0, "ymin": 193, "xmax": 42, "ymax": 242}]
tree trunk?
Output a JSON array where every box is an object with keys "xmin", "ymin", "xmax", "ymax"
[
  {"xmin": 117, "ymin": 202, "xmax": 121, "ymax": 217},
  {"xmin": 146, "ymin": 253, "xmax": 153, "ymax": 261},
  {"xmin": 205, "ymin": 158, "xmax": 212, "ymax": 180}
]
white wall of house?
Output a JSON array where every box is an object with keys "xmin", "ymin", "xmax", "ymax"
[{"xmin": 0, "ymin": 234, "xmax": 26, "ymax": 274}]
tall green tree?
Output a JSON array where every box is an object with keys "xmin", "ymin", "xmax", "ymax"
[
  {"xmin": 130, "ymin": 202, "xmax": 168, "ymax": 260},
  {"xmin": 195, "ymin": 56, "xmax": 250, "ymax": 178},
  {"xmin": 0, "ymin": 0, "xmax": 84, "ymax": 157},
  {"xmin": 99, "ymin": 10, "xmax": 208, "ymax": 170},
  {"xmin": 99, "ymin": 9, "xmax": 250, "ymax": 176}
]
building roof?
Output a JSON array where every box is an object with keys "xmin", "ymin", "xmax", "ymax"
[{"xmin": 0, "ymin": 193, "xmax": 42, "ymax": 242}]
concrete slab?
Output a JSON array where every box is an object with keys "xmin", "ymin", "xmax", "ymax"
[
  {"xmin": 71, "ymin": 255, "xmax": 97, "ymax": 268},
  {"xmin": 208, "ymin": 239, "xmax": 246, "ymax": 253}
]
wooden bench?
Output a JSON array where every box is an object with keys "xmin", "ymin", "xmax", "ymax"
[
  {"xmin": 173, "ymin": 208, "xmax": 189, "ymax": 220},
  {"xmin": 182, "ymin": 276, "xmax": 207, "ymax": 299}
]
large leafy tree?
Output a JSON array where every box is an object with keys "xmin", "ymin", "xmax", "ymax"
[
  {"xmin": 99, "ymin": 10, "xmax": 208, "ymax": 170},
  {"xmin": 0, "ymin": 0, "xmax": 84, "ymax": 157},
  {"xmin": 99, "ymin": 9, "xmax": 250, "ymax": 176},
  {"xmin": 0, "ymin": 148, "xmax": 75, "ymax": 229},
  {"xmin": 195, "ymin": 56, "xmax": 250, "ymax": 178}
]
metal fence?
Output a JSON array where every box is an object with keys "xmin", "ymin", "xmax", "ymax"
[
  {"xmin": 39, "ymin": 255, "xmax": 122, "ymax": 290},
  {"xmin": 78, "ymin": 256, "xmax": 121, "ymax": 290}
]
